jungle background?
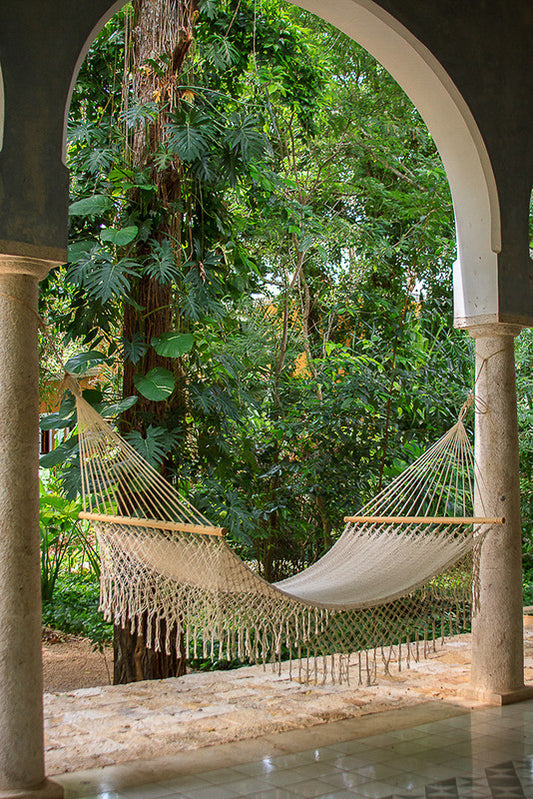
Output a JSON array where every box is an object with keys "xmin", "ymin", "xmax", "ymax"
[{"xmin": 37, "ymin": 0, "xmax": 533, "ymax": 681}]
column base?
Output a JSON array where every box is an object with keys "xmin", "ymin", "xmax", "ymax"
[
  {"xmin": 0, "ymin": 779, "xmax": 64, "ymax": 799},
  {"xmin": 461, "ymin": 683, "xmax": 533, "ymax": 706}
]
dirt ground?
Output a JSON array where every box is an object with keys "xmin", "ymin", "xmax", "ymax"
[{"xmin": 42, "ymin": 628, "xmax": 113, "ymax": 692}]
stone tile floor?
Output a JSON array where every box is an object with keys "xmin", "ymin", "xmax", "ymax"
[
  {"xmin": 57, "ymin": 699, "xmax": 533, "ymax": 799},
  {"xmin": 50, "ymin": 630, "xmax": 533, "ymax": 775}
]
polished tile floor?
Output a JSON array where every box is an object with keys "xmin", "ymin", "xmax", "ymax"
[{"xmin": 58, "ymin": 700, "xmax": 533, "ymax": 799}]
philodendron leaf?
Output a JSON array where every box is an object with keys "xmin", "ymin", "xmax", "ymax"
[
  {"xmin": 100, "ymin": 225, "xmax": 138, "ymax": 246},
  {"xmin": 122, "ymin": 333, "xmax": 147, "ymax": 365},
  {"xmin": 134, "ymin": 367, "xmax": 175, "ymax": 401},
  {"xmin": 124, "ymin": 425, "xmax": 168, "ymax": 467},
  {"xmin": 83, "ymin": 257, "xmax": 136, "ymax": 303},
  {"xmin": 151, "ymin": 332, "xmax": 194, "ymax": 358},
  {"xmin": 69, "ymin": 195, "xmax": 114, "ymax": 216},
  {"xmin": 64, "ymin": 351, "xmax": 107, "ymax": 375},
  {"xmin": 81, "ymin": 388, "xmax": 103, "ymax": 405},
  {"xmin": 67, "ymin": 240, "xmax": 93, "ymax": 263},
  {"xmin": 39, "ymin": 436, "xmax": 79, "ymax": 469},
  {"xmin": 100, "ymin": 396, "xmax": 138, "ymax": 417},
  {"xmin": 39, "ymin": 412, "xmax": 72, "ymax": 431}
]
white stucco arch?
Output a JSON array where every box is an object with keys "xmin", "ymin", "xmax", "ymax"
[
  {"xmin": 63, "ymin": 0, "xmax": 125, "ymax": 164},
  {"xmin": 290, "ymin": 0, "xmax": 501, "ymax": 327},
  {"xmin": 69, "ymin": 0, "xmax": 501, "ymax": 327}
]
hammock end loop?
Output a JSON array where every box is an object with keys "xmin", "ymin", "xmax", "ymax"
[
  {"xmin": 458, "ymin": 391, "xmax": 475, "ymax": 422},
  {"xmin": 61, "ymin": 371, "xmax": 83, "ymax": 399}
]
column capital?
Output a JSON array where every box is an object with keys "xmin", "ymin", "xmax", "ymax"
[
  {"xmin": 467, "ymin": 323, "xmax": 524, "ymax": 340},
  {"xmin": 0, "ymin": 253, "xmax": 64, "ymax": 281}
]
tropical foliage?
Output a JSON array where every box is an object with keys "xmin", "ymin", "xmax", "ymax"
[{"xmin": 37, "ymin": 0, "xmax": 533, "ymax": 649}]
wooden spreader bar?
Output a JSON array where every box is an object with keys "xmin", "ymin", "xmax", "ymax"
[
  {"xmin": 343, "ymin": 515, "xmax": 504, "ymax": 526},
  {"xmin": 79, "ymin": 511, "xmax": 226, "ymax": 537}
]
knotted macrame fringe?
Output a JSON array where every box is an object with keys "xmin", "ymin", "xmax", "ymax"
[{"xmin": 96, "ymin": 516, "xmax": 473, "ymax": 684}]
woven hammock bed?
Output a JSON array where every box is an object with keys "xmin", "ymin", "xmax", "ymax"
[{"xmin": 70, "ymin": 376, "xmax": 502, "ymax": 685}]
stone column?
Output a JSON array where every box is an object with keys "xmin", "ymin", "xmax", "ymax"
[
  {"xmin": 469, "ymin": 323, "xmax": 532, "ymax": 704},
  {"xmin": 0, "ymin": 256, "xmax": 64, "ymax": 798}
]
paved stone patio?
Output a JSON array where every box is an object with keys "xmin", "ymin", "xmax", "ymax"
[{"xmin": 44, "ymin": 625, "xmax": 533, "ymax": 777}]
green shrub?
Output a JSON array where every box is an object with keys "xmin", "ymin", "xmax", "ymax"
[{"xmin": 42, "ymin": 572, "xmax": 112, "ymax": 650}]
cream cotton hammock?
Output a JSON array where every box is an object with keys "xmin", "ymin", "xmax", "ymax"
[{"xmin": 70, "ymin": 376, "xmax": 502, "ymax": 684}]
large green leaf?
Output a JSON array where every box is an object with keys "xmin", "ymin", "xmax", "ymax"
[
  {"xmin": 82, "ymin": 388, "xmax": 103, "ymax": 405},
  {"xmin": 68, "ymin": 240, "xmax": 94, "ymax": 263},
  {"xmin": 100, "ymin": 396, "xmax": 138, "ymax": 417},
  {"xmin": 83, "ymin": 257, "xmax": 136, "ymax": 303},
  {"xmin": 122, "ymin": 333, "xmax": 147, "ymax": 365},
  {"xmin": 39, "ymin": 436, "xmax": 78, "ymax": 469},
  {"xmin": 68, "ymin": 195, "xmax": 113, "ymax": 216},
  {"xmin": 100, "ymin": 225, "xmax": 138, "ymax": 246},
  {"xmin": 225, "ymin": 112, "xmax": 265, "ymax": 162},
  {"xmin": 124, "ymin": 426, "xmax": 169, "ymax": 467},
  {"xmin": 166, "ymin": 114, "xmax": 212, "ymax": 161},
  {"xmin": 134, "ymin": 367, "xmax": 175, "ymax": 401},
  {"xmin": 151, "ymin": 332, "xmax": 194, "ymax": 358},
  {"xmin": 39, "ymin": 412, "xmax": 72, "ymax": 431},
  {"xmin": 120, "ymin": 99, "xmax": 159, "ymax": 130},
  {"xmin": 64, "ymin": 351, "xmax": 107, "ymax": 375},
  {"xmin": 143, "ymin": 239, "xmax": 179, "ymax": 284}
]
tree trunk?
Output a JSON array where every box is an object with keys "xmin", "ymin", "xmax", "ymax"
[
  {"xmin": 114, "ymin": 0, "xmax": 196, "ymax": 685},
  {"xmin": 113, "ymin": 617, "xmax": 186, "ymax": 683}
]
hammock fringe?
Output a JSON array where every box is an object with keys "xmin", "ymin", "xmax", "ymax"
[{"xmin": 96, "ymin": 518, "xmax": 472, "ymax": 684}]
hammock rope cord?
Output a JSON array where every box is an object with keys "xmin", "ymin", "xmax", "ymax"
[{"xmin": 70, "ymin": 375, "xmax": 502, "ymax": 684}]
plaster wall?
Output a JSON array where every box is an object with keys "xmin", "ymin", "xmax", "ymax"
[
  {"xmin": 371, "ymin": 0, "xmax": 533, "ymax": 326},
  {"xmin": 0, "ymin": 0, "xmax": 531, "ymax": 320}
]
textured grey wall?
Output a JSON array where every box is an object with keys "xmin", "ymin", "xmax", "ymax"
[
  {"xmin": 0, "ymin": 0, "xmax": 531, "ymax": 319},
  {"xmin": 0, "ymin": 2, "xmax": 116, "ymax": 260}
]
